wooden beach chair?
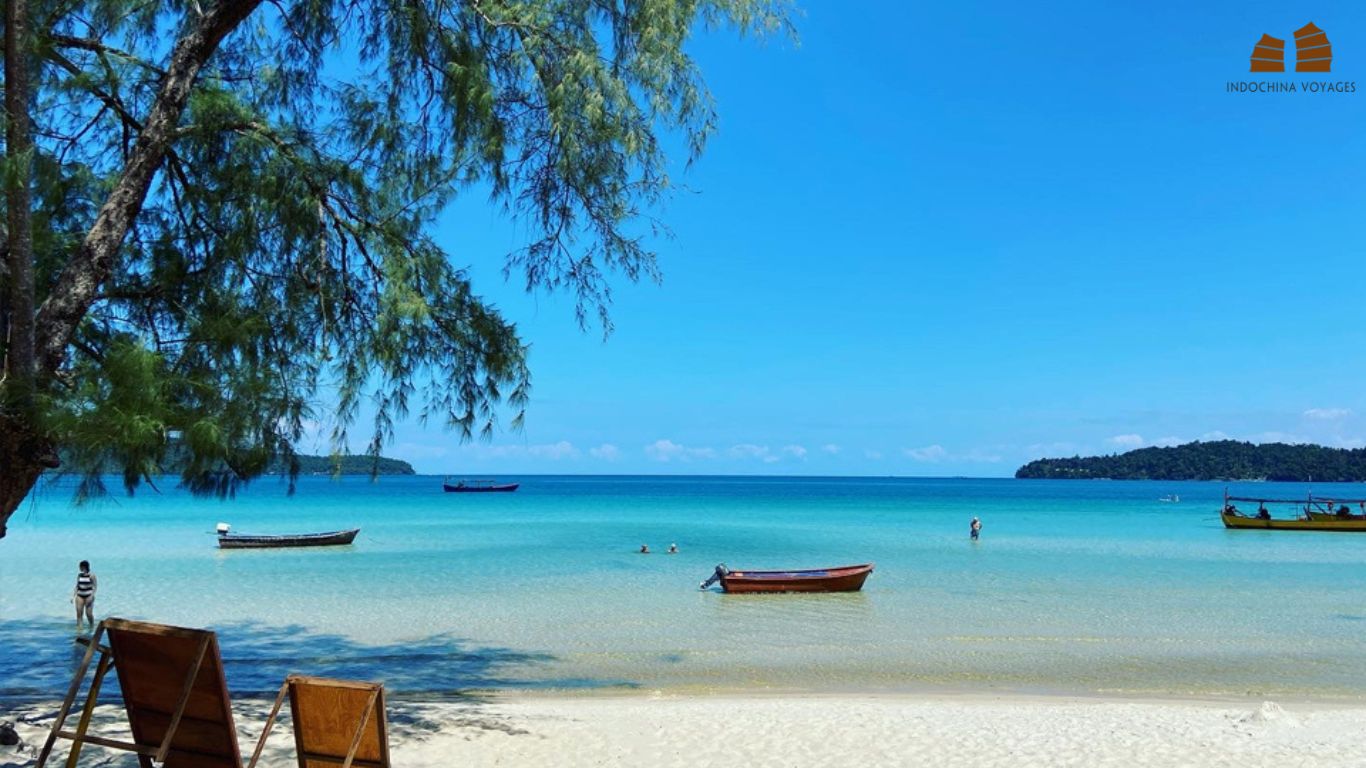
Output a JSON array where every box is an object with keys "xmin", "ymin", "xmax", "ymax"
[
  {"xmin": 247, "ymin": 675, "xmax": 390, "ymax": 768},
  {"xmin": 37, "ymin": 618, "xmax": 242, "ymax": 767}
]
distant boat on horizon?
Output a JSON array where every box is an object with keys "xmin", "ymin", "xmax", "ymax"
[
  {"xmin": 443, "ymin": 478, "xmax": 520, "ymax": 493},
  {"xmin": 1159, "ymin": 494, "xmax": 1180, "ymax": 503}
]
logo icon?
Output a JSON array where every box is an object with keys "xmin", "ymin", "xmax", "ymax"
[
  {"xmin": 1250, "ymin": 34, "xmax": 1285, "ymax": 72},
  {"xmin": 1250, "ymin": 22, "xmax": 1332, "ymax": 72},
  {"xmin": 1294, "ymin": 22, "xmax": 1332, "ymax": 72}
]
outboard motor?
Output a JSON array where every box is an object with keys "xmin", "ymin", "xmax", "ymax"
[
  {"xmin": 216, "ymin": 522, "xmax": 231, "ymax": 535},
  {"xmin": 699, "ymin": 563, "xmax": 729, "ymax": 590}
]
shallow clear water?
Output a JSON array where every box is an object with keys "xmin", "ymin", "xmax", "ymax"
[{"xmin": 4, "ymin": 476, "xmax": 1366, "ymax": 701}]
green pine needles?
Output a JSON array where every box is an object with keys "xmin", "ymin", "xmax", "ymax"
[{"xmin": 0, "ymin": 0, "xmax": 792, "ymax": 522}]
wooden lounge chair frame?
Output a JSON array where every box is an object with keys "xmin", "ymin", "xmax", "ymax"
[
  {"xmin": 37, "ymin": 618, "xmax": 241, "ymax": 767},
  {"xmin": 247, "ymin": 675, "xmax": 390, "ymax": 768}
]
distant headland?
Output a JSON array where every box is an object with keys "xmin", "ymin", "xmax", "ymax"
[
  {"xmin": 272, "ymin": 454, "xmax": 416, "ymax": 475},
  {"xmin": 158, "ymin": 451, "xmax": 417, "ymax": 476},
  {"xmin": 1015, "ymin": 440, "xmax": 1366, "ymax": 481}
]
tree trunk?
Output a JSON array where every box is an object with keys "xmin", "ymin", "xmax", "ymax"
[
  {"xmin": 0, "ymin": 413, "xmax": 52, "ymax": 539},
  {"xmin": 1, "ymin": 0, "xmax": 263, "ymax": 539},
  {"xmin": 2, "ymin": 0, "xmax": 41, "ymax": 540},
  {"xmin": 34, "ymin": 0, "xmax": 264, "ymax": 379},
  {"xmin": 4, "ymin": 0, "xmax": 35, "ymax": 392}
]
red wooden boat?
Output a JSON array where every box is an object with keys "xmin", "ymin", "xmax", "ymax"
[{"xmin": 700, "ymin": 563, "xmax": 874, "ymax": 593}]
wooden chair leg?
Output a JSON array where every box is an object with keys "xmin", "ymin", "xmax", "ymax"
[
  {"xmin": 152, "ymin": 633, "xmax": 210, "ymax": 764},
  {"xmin": 340, "ymin": 689, "xmax": 379, "ymax": 768},
  {"xmin": 37, "ymin": 624, "xmax": 106, "ymax": 767},
  {"xmin": 64, "ymin": 651, "xmax": 114, "ymax": 768},
  {"xmin": 245, "ymin": 681, "xmax": 291, "ymax": 768}
]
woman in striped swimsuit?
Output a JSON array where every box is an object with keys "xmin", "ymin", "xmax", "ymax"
[{"xmin": 73, "ymin": 560, "xmax": 97, "ymax": 629}]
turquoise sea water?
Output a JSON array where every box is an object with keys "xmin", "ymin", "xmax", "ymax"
[{"xmin": 3, "ymin": 476, "xmax": 1366, "ymax": 701}]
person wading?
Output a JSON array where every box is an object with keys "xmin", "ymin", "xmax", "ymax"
[{"xmin": 72, "ymin": 560, "xmax": 97, "ymax": 629}]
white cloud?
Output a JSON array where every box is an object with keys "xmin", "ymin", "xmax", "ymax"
[
  {"xmin": 296, "ymin": 418, "xmax": 330, "ymax": 452},
  {"xmin": 729, "ymin": 443, "xmax": 772, "ymax": 461},
  {"xmin": 1305, "ymin": 408, "xmax": 1353, "ymax": 420},
  {"xmin": 1252, "ymin": 431, "xmax": 1309, "ymax": 445},
  {"xmin": 1200, "ymin": 430, "xmax": 1230, "ymax": 441},
  {"xmin": 782, "ymin": 444, "xmax": 808, "ymax": 460},
  {"xmin": 1333, "ymin": 437, "xmax": 1366, "ymax": 449},
  {"xmin": 461, "ymin": 441, "xmax": 581, "ymax": 460},
  {"xmin": 527, "ymin": 441, "xmax": 580, "ymax": 460},
  {"xmin": 905, "ymin": 444, "xmax": 947, "ymax": 462},
  {"xmin": 1107, "ymin": 434, "xmax": 1145, "ymax": 449},
  {"xmin": 646, "ymin": 439, "xmax": 715, "ymax": 462},
  {"xmin": 903, "ymin": 444, "xmax": 1003, "ymax": 463},
  {"xmin": 588, "ymin": 443, "xmax": 621, "ymax": 461},
  {"xmin": 821, "ymin": 444, "xmax": 841, "ymax": 455},
  {"xmin": 1152, "ymin": 436, "xmax": 1184, "ymax": 448}
]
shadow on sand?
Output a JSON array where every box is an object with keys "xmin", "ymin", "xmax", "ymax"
[{"xmin": 0, "ymin": 617, "xmax": 634, "ymax": 707}]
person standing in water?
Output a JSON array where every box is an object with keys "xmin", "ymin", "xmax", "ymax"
[
  {"xmin": 970, "ymin": 517, "xmax": 982, "ymax": 541},
  {"xmin": 73, "ymin": 560, "xmax": 97, "ymax": 629}
]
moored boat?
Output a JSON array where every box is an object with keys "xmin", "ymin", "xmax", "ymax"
[
  {"xmin": 699, "ymin": 563, "xmax": 874, "ymax": 593},
  {"xmin": 216, "ymin": 523, "xmax": 360, "ymax": 549},
  {"xmin": 1220, "ymin": 493, "xmax": 1366, "ymax": 532},
  {"xmin": 443, "ymin": 478, "xmax": 520, "ymax": 493}
]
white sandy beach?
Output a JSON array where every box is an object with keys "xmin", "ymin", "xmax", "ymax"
[{"xmin": 6, "ymin": 693, "xmax": 1366, "ymax": 767}]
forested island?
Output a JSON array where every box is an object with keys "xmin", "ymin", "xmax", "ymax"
[
  {"xmin": 269, "ymin": 454, "xmax": 416, "ymax": 475},
  {"xmin": 150, "ymin": 450, "xmax": 415, "ymax": 476},
  {"xmin": 1016, "ymin": 440, "xmax": 1366, "ymax": 481},
  {"xmin": 56, "ymin": 450, "xmax": 417, "ymax": 480}
]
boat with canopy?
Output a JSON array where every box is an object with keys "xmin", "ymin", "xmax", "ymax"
[{"xmin": 1220, "ymin": 492, "xmax": 1366, "ymax": 531}]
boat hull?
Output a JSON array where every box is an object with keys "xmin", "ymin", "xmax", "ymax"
[
  {"xmin": 217, "ymin": 528, "xmax": 361, "ymax": 549},
  {"xmin": 1221, "ymin": 512, "xmax": 1366, "ymax": 532},
  {"xmin": 720, "ymin": 564, "xmax": 874, "ymax": 593},
  {"xmin": 443, "ymin": 483, "xmax": 519, "ymax": 493}
]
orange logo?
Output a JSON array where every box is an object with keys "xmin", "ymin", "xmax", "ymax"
[{"xmin": 1250, "ymin": 22, "xmax": 1332, "ymax": 72}]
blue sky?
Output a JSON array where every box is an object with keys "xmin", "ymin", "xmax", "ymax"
[{"xmin": 329, "ymin": 1, "xmax": 1366, "ymax": 476}]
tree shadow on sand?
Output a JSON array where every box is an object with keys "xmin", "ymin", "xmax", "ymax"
[{"xmin": 0, "ymin": 617, "xmax": 636, "ymax": 707}]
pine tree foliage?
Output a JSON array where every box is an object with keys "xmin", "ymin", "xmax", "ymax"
[{"xmin": 2, "ymin": 0, "xmax": 791, "ymax": 499}]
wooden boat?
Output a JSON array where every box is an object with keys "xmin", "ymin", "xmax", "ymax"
[
  {"xmin": 1220, "ymin": 493, "xmax": 1366, "ymax": 532},
  {"xmin": 1307, "ymin": 510, "xmax": 1366, "ymax": 521},
  {"xmin": 701, "ymin": 563, "xmax": 874, "ymax": 593},
  {"xmin": 216, "ymin": 523, "xmax": 360, "ymax": 549},
  {"xmin": 443, "ymin": 478, "xmax": 519, "ymax": 493}
]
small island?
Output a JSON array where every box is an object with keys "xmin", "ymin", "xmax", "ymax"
[
  {"xmin": 272, "ymin": 454, "xmax": 417, "ymax": 476},
  {"xmin": 1016, "ymin": 440, "xmax": 1366, "ymax": 481}
]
